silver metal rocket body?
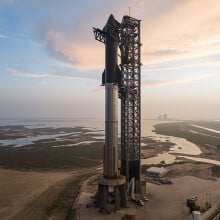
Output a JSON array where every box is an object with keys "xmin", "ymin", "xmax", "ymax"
[
  {"xmin": 102, "ymin": 15, "xmax": 120, "ymax": 179},
  {"xmin": 94, "ymin": 14, "xmax": 127, "ymax": 211},
  {"xmin": 96, "ymin": 81, "xmax": 126, "ymax": 210},
  {"xmin": 104, "ymin": 83, "xmax": 118, "ymax": 179}
]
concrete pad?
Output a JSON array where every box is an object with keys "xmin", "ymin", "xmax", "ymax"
[{"xmin": 78, "ymin": 176, "xmax": 220, "ymax": 220}]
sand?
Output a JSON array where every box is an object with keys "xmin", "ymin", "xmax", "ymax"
[{"xmin": 0, "ymin": 168, "xmax": 78, "ymax": 220}]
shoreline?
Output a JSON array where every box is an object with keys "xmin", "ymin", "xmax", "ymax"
[
  {"xmin": 142, "ymin": 120, "xmax": 220, "ymax": 166},
  {"xmin": 0, "ymin": 120, "xmax": 219, "ymax": 219}
]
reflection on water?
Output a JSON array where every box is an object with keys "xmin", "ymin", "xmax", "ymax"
[
  {"xmin": 188, "ymin": 129, "xmax": 199, "ymax": 134},
  {"xmin": 142, "ymin": 120, "xmax": 201, "ymax": 154},
  {"xmin": 51, "ymin": 141, "xmax": 102, "ymax": 148},
  {"xmin": 0, "ymin": 132, "xmax": 74, "ymax": 147},
  {"xmin": 0, "ymin": 118, "xmax": 104, "ymax": 130},
  {"xmin": 0, "ymin": 118, "xmax": 104, "ymax": 148},
  {"xmin": 0, "ymin": 119, "xmax": 220, "ymax": 166},
  {"xmin": 141, "ymin": 120, "xmax": 205, "ymax": 165},
  {"xmin": 190, "ymin": 124, "xmax": 220, "ymax": 134}
]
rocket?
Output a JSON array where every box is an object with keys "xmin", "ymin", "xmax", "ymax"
[
  {"xmin": 93, "ymin": 14, "xmax": 137, "ymax": 210},
  {"xmin": 101, "ymin": 15, "xmax": 121, "ymax": 179}
]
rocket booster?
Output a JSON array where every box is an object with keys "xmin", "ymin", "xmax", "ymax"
[
  {"xmin": 102, "ymin": 15, "xmax": 121, "ymax": 179},
  {"xmin": 93, "ymin": 15, "xmax": 121, "ymax": 179}
]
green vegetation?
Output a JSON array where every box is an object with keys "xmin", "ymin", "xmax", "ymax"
[
  {"xmin": 45, "ymin": 174, "xmax": 92, "ymax": 220},
  {"xmin": 154, "ymin": 122, "xmax": 220, "ymax": 149},
  {"xmin": 211, "ymin": 165, "xmax": 220, "ymax": 177},
  {"xmin": 0, "ymin": 142, "xmax": 103, "ymax": 170}
]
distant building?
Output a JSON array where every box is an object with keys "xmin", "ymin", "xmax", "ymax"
[
  {"xmin": 158, "ymin": 114, "xmax": 168, "ymax": 120},
  {"xmin": 146, "ymin": 167, "xmax": 169, "ymax": 177},
  {"xmin": 162, "ymin": 114, "xmax": 168, "ymax": 120}
]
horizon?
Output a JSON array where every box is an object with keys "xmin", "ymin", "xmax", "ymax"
[
  {"xmin": 0, "ymin": 0, "xmax": 220, "ymax": 120},
  {"xmin": 0, "ymin": 117, "xmax": 220, "ymax": 121}
]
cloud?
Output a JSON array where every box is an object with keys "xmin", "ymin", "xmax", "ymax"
[
  {"xmin": 43, "ymin": 30, "xmax": 104, "ymax": 69},
  {"xmin": 51, "ymin": 70, "xmax": 99, "ymax": 80},
  {"xmin": 7, "ymin": 68, "xmax": 49, "ymax": 78},
  {"xmin": 5, "ymin": 0, "xmax": 220, "ymax": 74},
  {"xmin": 39, "ymin": 0, "xmax": 182, "ymax": 69},
  {"xmin": 6, "ymin": 67, "xmax": 99, "ymax": 81},
  {"xmin": 39, "ymin": 81, "xmax": 48, "ymax": 86},
  {"xmin": 141, "ymin": 0, "xmax": 220, "ymax": 65},
  {"xmin": 0, "ymin": 34, "xmax": 8, "ymax": 38},
  {"xmin": 38, "ymin": 0, "xmax": 220, "ymax": 72},
  {"xmin": 145, "ymin": 49, "xmax": 186, "ymax": 57},
  {"xmin": 144, "ymin": 60, "xmax": 220, "ymax": 72},
  {"xmin": 143, "ymin": 73, "xmax": 218, "ymax": 88}
]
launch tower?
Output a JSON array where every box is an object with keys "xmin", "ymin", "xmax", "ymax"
[{"xmin": 119, "ymin": 16, "xmax": 141, "ymax": 193}]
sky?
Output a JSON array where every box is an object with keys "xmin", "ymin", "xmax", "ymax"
[{"xmin": 0, "ymin": 0, "xmax": 220, "ymax": 120}]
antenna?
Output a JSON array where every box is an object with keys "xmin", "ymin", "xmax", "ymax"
[{"xmin": 129, "ymin": 6, "xmax": 131, "ymax": 16}]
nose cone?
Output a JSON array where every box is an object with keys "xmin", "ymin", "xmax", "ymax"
[
  {"xmin": 105, "ymin": 14, "xmax": 120, "ymax": 29},
  {"xmin": 107, "ymin": 14, "xmax": 115, "ymax": 24}
]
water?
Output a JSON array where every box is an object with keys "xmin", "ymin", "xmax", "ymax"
[
  {"xmin": 51, "ymin": 140, "xmax": 102, "ymax": 148},
  {"xmin": 190, "ymin": 124, "xmax": 220, "ymax": 134},
  {"xmin": 0, "ymin": 118, "xmax": 104, "ymax": 147},
  {"xmin": 0, "ymin": 132, "xmax": 75, "ymax": 147},
  {"xmin": 142, "ymin": 120, "xmax": 201, "ymax": 154},
  {"xmin": 0, "ymin": 118, "xmax": 104, "ymax": 130},
  {"xmin": 0, "ymin": 118, "xmax": 219, "ymax": 165},
  {"xmin": 188, "ymin": 129, "xmax": 199, "ymax": 134},
  {"xmin": 141, "ymin": 120, "xmax": 220, "ymax": 166}
]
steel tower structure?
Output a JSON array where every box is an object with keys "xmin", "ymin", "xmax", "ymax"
[{"xmin": 119, "ymin": 16, "xmax": 141, "ymax": 193}]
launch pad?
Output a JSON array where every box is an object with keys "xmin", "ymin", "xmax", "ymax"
[
  {"xmin": 96, "ymin": 175, "xmax": 127, "ymax": 211},
  {"xmin": 93, "ymin": 14, "xmax": 141, "ymax": 211}
]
